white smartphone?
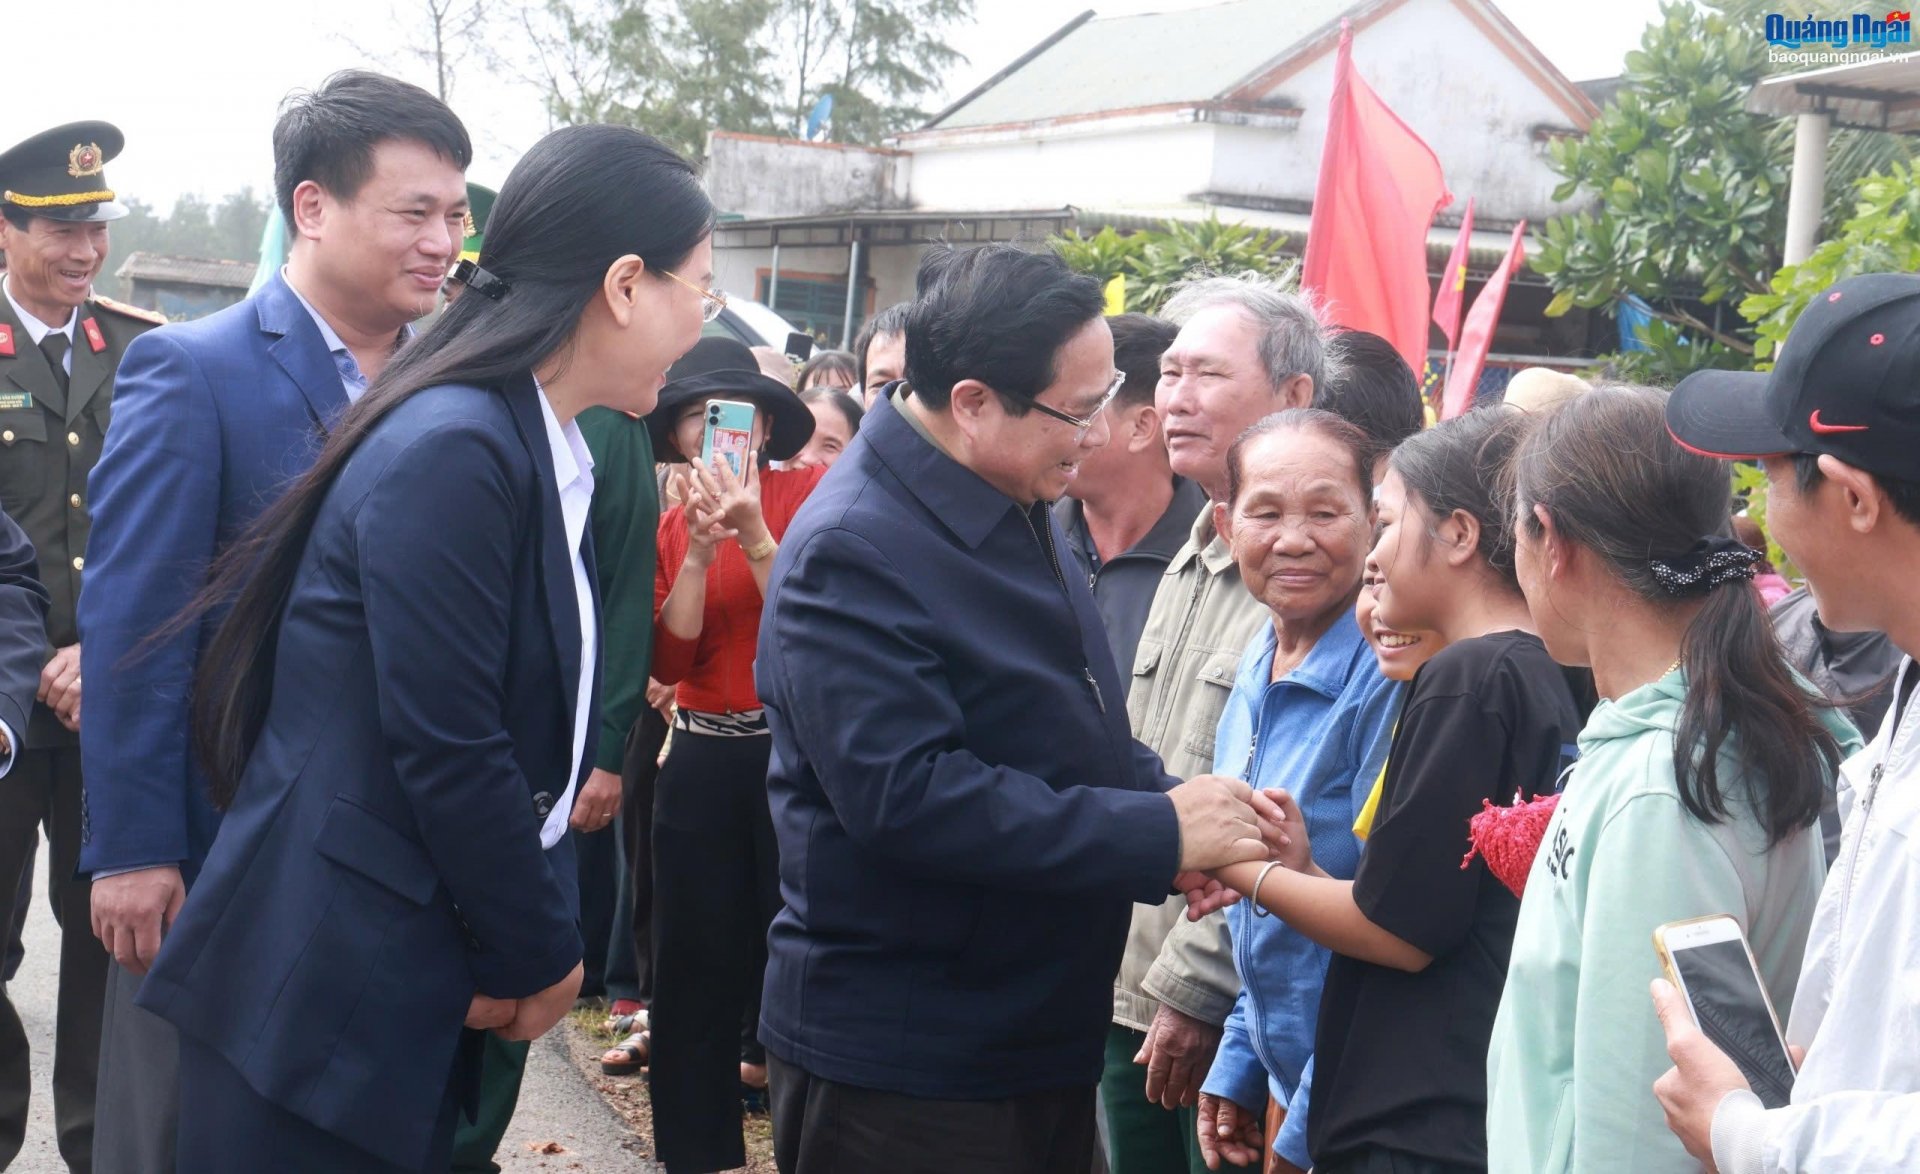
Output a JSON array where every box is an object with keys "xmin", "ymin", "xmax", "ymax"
[{"xmin": 1653, "ymin": 914, "xmax": 1797, "ymax": 1109}]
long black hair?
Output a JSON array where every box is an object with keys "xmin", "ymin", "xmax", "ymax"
[
  {"xmin": 190, "ymin": 124, "xmax": 714, "ymax": 807},
  {"xmin": 1511, "ymin": 384, "xmax": 1837, "ymax": 846},
  {"xmin": 1389, "ymin": 406, "xmax": 1529, "ymax": 589}
]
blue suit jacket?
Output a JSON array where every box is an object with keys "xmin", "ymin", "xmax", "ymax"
[
  {"xmin": 137, "ymin": 375, "xmax": 592, "ymax": 1171},
  {"xmin": 78, "ymin": 272, "xmax": 348, "ymax": 879},
  {"xmin": 756, "ymin": 395, "xmax": 1182, "ymax": 1100}
]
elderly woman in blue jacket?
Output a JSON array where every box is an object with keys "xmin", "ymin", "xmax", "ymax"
[
  {"xmin": 1198, "ymin": 409, "xmax": 1397, "ymax": 1168},
  {"xmin": 1196, "ymin": 409, "xmax": 1398, "ymax": 1172}
]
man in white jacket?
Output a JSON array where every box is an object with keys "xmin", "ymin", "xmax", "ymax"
[{"xmin": 1657, "ymin": 271, "xmax": 1920, "ymax": 1172}]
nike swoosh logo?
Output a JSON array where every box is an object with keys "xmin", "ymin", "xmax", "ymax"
[{"xmin": 1809, "ymin": 411, "xmax": 1869, "ymax": 434}]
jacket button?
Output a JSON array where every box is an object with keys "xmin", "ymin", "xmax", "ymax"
[
  {"xmin": 532, "ymin": 791, "xmax": 555, "ymax": 818},
  {"xmin": 69, "ymin": 494, "xmax": 82, "ymax": 509},
  {"xmin": 1, "ymin": 431, "xmax": 12, "ymax": 444},
  {"xmin": 67, "ymin": 432, "xmax": 79, "ymax": 447},
  {"xmin": 72, "ymin": 556, "xmax": 83, "ymax": 571}
]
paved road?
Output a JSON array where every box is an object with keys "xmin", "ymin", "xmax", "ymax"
[{"xmin": 7, "ymin": 841, "xmax": 655, "ymax": 1172}]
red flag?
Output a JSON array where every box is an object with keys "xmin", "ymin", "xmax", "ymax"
[
  {"xmin": 1432, "ymin": 197, "xmax": 1475, "ymax": 351},
  {"xmin": 1301, "ymin": 22, "xmax": 1452, "ymax": 375},
  {"xmin": 1441, "ymin": 220, "xmax": 1527, "ymax": 419}
]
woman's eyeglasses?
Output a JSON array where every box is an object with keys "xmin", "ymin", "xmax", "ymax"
[{"xmin": 662, "ymin": 269, "xmax": 729, "ymax": 323}]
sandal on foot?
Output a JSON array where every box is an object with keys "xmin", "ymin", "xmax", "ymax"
[
  {"xmin": 600, "ymin": 1030, "xmax": 649, "ymax": 1076},
  {"xmin": 603, "ymin": 998, "xmax": 644, "ymax": 1032}
]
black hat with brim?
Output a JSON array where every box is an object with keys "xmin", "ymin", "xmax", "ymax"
[
  {"xmin": 1665, "ymin": 368, "xmax": 1795, "ymax": 461},
  {"xmin": 0, "ymin": 121, "xmax": 128, "ymax": 223},
  {"xmin": 646, "ymin": 336, "xmax": 815, "ymax": 463},
  {"xmin": 1668, "ymin": 273, "xmax": 1920, "ymax": 479}
]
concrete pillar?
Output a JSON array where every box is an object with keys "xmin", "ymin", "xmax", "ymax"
[
  {"xmin": 1784, "ymin": 111, "xmax": 1831, "ymax": 266},
  {"xmin": 842, "ymin": 237, "xmax": 864, "ymax": 346}
]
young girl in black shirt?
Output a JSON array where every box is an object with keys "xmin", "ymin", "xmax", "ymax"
[{"xmin": 1212, "ymin": 409, "xmax": 1582, "ymax": 1173}]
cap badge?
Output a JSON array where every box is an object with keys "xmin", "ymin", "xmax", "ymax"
[
  {"xmin": 1809, "ymin": 410, "xmax": 1870, "ymax": 435},
  {"xmin": 1829, "ymin": 291, "xmax": 1845, "ymax": 302},
  {"xmin": 67, "ymin": 143, "xmax": 103, "ymax": 178},
  {"xmin": 1871, "ymin": 333, "xmax": 1887, "ymax": 346}
]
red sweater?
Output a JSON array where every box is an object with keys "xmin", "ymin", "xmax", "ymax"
[{"xmin": 652, "ymin": 465, "xmax": 827, "ymax": 714}]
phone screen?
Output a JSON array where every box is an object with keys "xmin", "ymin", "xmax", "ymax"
[{"xmin": 1672, "ymin": 939, "xmax": 1796, "ymax": 1109}]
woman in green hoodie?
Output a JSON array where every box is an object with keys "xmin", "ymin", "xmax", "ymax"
[{"xmin": 1485, "ymin": 385, "xmax": 1858, "ymax": 1173}]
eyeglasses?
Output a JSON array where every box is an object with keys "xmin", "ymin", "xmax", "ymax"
[
  {"xmin": 1012, "ymin": 370, "xmax": 1128, "ymax": 440},
  {"xmin": 662, "ymin": 269, "xmax": 729, "ymax": 323}
]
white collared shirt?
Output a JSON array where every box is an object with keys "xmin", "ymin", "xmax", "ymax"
[
  {"xmin": 2, "ymin": 276, "xmax": 77, "ymax": 374},
  {"xmin": 282, "ymin": 267, "xmax": 409, "ymax": 404},
  {"xmin": 534, "ymin": 382, "xmax": 597, "ymax": 849}
]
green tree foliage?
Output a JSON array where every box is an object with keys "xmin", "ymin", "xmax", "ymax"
[
  {"xmin": 91, "ymin": 188, "xmax": 270, "ymax": 300},
  {"xmin": 1533, "ymin": 0, "xmax": 1914, "ymax": 383},
  {"xmin": 524, "ymin": 0, "xmax": 970, "ymax": 159},
  {"xmin": 1532, "ymin": 1, "xmax": 1784, "ymax": 356},
  {"xmin": 1048, "ymin": 216, "xmax": 1295, "ymax": 314},
  {"xmin": 1742, "ymin": 162, "xmax": 1920, "ymax": 363}
]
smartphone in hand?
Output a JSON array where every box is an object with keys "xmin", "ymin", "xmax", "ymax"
[
  {"xmin": 701, "ymin": 399, "xmax": 756, "ymax": 479},
  {"xmin": 1653, "ymin": 914, "xmax": 1797, "ymax": 1109}
]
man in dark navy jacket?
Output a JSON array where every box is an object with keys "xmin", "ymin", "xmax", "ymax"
[{"xmin": 756, "ymin": 245, "xmax": 1275, "ymax": 1173}]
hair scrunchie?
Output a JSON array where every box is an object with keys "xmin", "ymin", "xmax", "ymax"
[
  {"xmin": 451, "ymin": 258, "xmax": 510, "ymax": 301},
  {"xmin": 1648, "ymin": 537, "xmax": 1761, "ymax": 597}
]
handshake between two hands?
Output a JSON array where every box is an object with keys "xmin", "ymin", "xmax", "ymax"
[{"xmin": 1168, "ymin": 775, "xmax": 1309, "ymax": 922}]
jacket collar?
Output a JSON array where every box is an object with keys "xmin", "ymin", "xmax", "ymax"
[
  {"xmin": 1053, "ymin": 475, "xmax": 1209, "ymax": 567},
  {"xmin": 865, "ymin": 390, "xmax": 1023, "ymax": 551},
  {"xmin": 1239, "ymin": 607, "xmax": 1371, "ymax": 701},
  {"xmin": 1167, "ymin": 498, "xmax": 1238, "ymax": 577},
  {"xmin": 254, "ymin": 269, "xmax": 352, "ymax": 432},
  {"xmin": 499, "ymin": 371, "xmax": 587, "ymax": 756},
  {"xmin": 0, "ymin": 295, "xmax": 66, "ymax": 418}
]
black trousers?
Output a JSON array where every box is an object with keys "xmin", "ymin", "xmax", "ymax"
[
  {"xmin": 768, "ymin": 1053, "xmax": 1098, "ymax": 1174},
  {"xmin": 1316, "ymin": 1149, "xmax": 1484, "ymax": 1174},
  {"xmin": 648, "ymin": 728, "xmax": 779, "ymax": 1173},
  {"xmin": 0, "ymin": 745, "xmax": 107, "ymax": 1173},
  {"xmin": 622, "ymin": 705, "xmax": 670, "ymax": 1005},
  {"xmin": 575, "ymin": 819, "xmax": 620, "ymax": 999}
]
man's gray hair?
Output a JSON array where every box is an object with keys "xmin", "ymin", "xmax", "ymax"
[{"xmin": 1161, "ymin": 273, "xmax": 1335, "ymax": 395}]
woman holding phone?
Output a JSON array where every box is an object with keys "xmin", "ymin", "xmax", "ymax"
[
  {"xmin": 642, "ymin": 337, "xmax": 820, "ymax": 1173},
  {"xmin": 133, "ymin": 124, "xmax": 717, "ymax": 1172}
]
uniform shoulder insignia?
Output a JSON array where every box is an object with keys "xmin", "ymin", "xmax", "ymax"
[{"xmin": 87, "ymin": 295, "xmax": 166, "ymax": 326}]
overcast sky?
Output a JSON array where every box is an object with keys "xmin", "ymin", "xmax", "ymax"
[{"xmin": 8, "ymin": 0, "xmax": 1665, "ymax": 209}]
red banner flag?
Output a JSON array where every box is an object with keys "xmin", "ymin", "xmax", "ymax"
[
  {"xmin": 1301, "ymin": 22, "xmax": 1452, "ymax": 375},
  {"xmin": 1440, "ymin": 220, "xmax": 1527, "ymax": 419},
  {"xmin": 1432, "ymin": 197, "xmax": 1475, "ymax": 351}
]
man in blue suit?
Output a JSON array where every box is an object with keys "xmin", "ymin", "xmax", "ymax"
[{"xmin": 76, "ymin": 71, "xmax": 471, "ymax": 1173}]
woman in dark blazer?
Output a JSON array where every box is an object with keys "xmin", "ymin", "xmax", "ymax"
[{"xmin": 135, "ymin": 124, "xmax": 721, "ymax": 1173}]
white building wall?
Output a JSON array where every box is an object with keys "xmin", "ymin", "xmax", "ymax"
[
  {"xmin": 906, "ymin": 120, "xmax": 1221, "ymax": 212},
  {"xmin": 713, "ymin": 243, "xmax": 852, "ymax": 304},
  {"xmin": 1221, "ymin": 0, "xmax": 1583, "ymax": 222},
  {"xmin": 705, "ymin": 133, "xmax": 910, "ymax": 218},
  {"xmin": 894, "ymin": 0, "xmax": 1585, "ymax": 224}
]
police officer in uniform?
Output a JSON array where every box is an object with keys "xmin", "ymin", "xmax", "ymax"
[{"xmin": 0, "ymin": 119, "xmax": 161, "ymax": 1172}]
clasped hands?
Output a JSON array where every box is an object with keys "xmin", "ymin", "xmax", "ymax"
[
  {"xmin": 462, "ymin": 961, "xmax": 586, "ymax": 1042},
  {"xmin": 1168, "ymin": 775, "xmax": 1304, "ymax": 921}
]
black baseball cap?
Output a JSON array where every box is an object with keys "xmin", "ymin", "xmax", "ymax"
[{"xmin": 1668, "ymin": 272, "xmax": 1920, "ymax": 478}]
